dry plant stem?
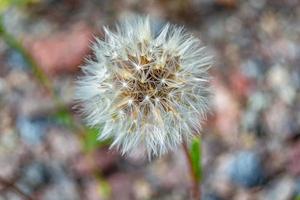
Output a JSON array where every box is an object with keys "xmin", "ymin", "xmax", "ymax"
[
  {"xmin": 0, "ymin": 176, "xmax": 34, "ymax": 200},
  {"xmin": 182, "ymin": 142, "xmax": 201, "ymax": 200}
]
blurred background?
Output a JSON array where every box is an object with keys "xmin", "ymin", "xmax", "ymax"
[{"xmin": 0, "ymin": 0, "xmax": 300, "ymax": 199}]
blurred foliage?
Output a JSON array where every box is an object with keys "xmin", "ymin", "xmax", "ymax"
[
  {"xmin": 97, "ymin": 177, "xmax": 112, "ymax": 199},
  {"xmin": 189, "ymin": 137, "xmax": 202, "ymax": 182},
  {"xmin": 54, "ymin": 109, "xmax": 73, "ymax": 127},
  {"xmin": 83, "ymin": 127, "xmax": 111, "ymax": 152},
  {"xmin": 53, "ymin": 109, "xmax": 110, "ymax": 152},
  {"xmin": 0, "ymin": 0, "xmax": 38, "ymax": 12},
  {"xmin": 83, "ymin": 127, "xmax": 102, "ymax": 152}
]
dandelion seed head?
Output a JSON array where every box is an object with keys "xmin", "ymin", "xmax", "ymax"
[{"xmin": 75, "ymin": 16, "xmax": 212, "ymax": 158}]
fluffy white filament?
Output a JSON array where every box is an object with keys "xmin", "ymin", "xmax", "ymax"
[{"xmin": 75, "ymin": 16, "xmax": 212, "ymax": 158}]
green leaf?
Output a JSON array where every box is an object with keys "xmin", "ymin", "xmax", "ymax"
[{"xmin": 189, "ymin": 137, "xmax": 202, "ymax": 182}]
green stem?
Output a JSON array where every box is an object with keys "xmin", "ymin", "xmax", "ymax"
[{"xmin": 182, "ymin": 141, "xmax": 201, "ymax": 200}]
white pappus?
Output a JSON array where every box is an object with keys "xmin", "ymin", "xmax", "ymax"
[{"xmin": 75, "ymin": 16, "xmax": 212, "ymax": 158}]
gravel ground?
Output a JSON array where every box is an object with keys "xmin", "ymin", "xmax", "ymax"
[{"xmin": 0, "ymin": 0, "xmax": 300, "ymax": 199}]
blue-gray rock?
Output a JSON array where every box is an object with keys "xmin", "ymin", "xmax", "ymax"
[
  {"xmin": 203, "ymin": 193, "xmax": 223, "ymax": 200},
  {"xmin": 17, "ymin": 116, "xmax": 49, "ymax": 145},
  {"xmin": 7, "ymin": 50, "xmax": 28, "ymax": 71},
  {"xmin": 229, "ymin": 151, "xmax": 265, "ymax": 188},
  {"xmin": 18, "ymin": 162, "xmax": 52, "ymax": 194}
]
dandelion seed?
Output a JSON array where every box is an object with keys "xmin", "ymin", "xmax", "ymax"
[
  {"xmin": 75, "ymin": 16, "xmax": 212, "ymax": 158},
  {"xmin": 128, "ymin": 99, "xmax": 133, "ymax": 105},
  {"xmin": 144, "ymin": 95, "xmax": 150, "ymax": 101},
  {"xmin": 121, "ymin": 82, "xmax": 128, "ymax": 88}
]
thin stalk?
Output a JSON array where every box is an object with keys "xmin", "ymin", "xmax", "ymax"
[
  {"xmin": 0, "ymin": 15, "xmax": 110, "ymax": 199},
  {"xmin": 182, "ymin": 141, "xmax": 201, "ymax": 200},
  {"xmin": 0, "ymin": 16, "xmax": 53, "ymax": 95},
  {"xmin": 0, "ymin": 16, "xmax": 84, "ymax": 133}
]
